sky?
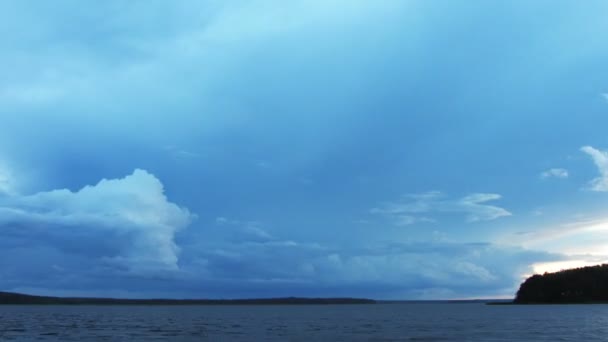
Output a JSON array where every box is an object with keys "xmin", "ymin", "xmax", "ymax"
[{"xmin": 1, "ymin": 0, "xmax": 608, "ymax": 299}]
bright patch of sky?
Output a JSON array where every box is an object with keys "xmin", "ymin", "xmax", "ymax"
[{"xmin": 1, "ymin": 0, "xmax": 608, "ymax": 299}]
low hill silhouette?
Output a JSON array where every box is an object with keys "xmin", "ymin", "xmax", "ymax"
[
  {"xmin": 0, "ymin": 291, "xmax": 375, "ymax": 305},
  {"xmin": 515, "ymin": 264, "xmax": 608, "ymax": 304}
]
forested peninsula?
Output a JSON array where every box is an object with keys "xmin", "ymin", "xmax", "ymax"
[
  {"xmin": 514, "ymin": 264, "xmax": 608, "ymax": 304},
  {"xmin": 0, "ymin": 291, "xmax": 375, "ymax": 305}
]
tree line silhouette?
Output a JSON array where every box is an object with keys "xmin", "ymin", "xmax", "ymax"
[{"xmin": 515, "ymin": 264, "xmax": 608, "ymax": 303}]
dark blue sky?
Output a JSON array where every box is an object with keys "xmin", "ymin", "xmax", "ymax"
[{"xmin": 1, "ymin": 0, "xmax": 608, "ymax": 299}]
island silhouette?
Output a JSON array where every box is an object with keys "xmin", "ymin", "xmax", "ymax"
[{"xmin": 514, "ymin": 264, "xmax": 608, "ymax": 304}]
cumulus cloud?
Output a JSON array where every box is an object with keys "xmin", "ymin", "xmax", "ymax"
[
  {"xmin": 0, "ymin": 169, "xmax": 194, "ymax": 274},
  {"xmin": 540, "ymin": 168, "xmax": 569, "ymax": 180},
  {"xmin": 581, "ymin": 146, "xmax": 608, "ymax": 191},
  {"xmin": 371, "ymin": 191, "xmax": 512, "ymax": 224}
]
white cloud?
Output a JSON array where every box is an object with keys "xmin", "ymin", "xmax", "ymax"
[
  {"xmin": 0, "ymin": 169, "xmax": 194, "ymax": 273},
  {"xmin": 581, "ymin": 146, "xmax": 608, "ymax": 191},
  {"xmin": 540, "ymin": 168, "xmax": 569, "ymax": 180},
  {"xmin": 457, "ymin": 193, "xmax": 512, "ymax": 222},
  {"xmin": 371, "ymin": 191, "xmax": 511, "ymax": 224}
]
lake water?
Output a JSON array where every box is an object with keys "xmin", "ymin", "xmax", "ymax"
[{"xmin": 1, "ymin": 303, "xmax": 607, "ymax": 341}]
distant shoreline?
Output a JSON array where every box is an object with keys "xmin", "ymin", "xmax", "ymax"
[
  {"xmin": 0, "ymin": 292, "xmax": 517, "ymax": 305},
  {"xmin": 0, "ymin": 291, "xmax": 375, "ymax": 305}
]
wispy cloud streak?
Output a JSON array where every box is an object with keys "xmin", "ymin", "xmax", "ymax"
[
  {"xmin": 581, "ymin": 146, "xmax": 608, "ymax": 191},
  {"xmin": 371, "ymin": 191, "xmax": 511, "ymax": 225}
]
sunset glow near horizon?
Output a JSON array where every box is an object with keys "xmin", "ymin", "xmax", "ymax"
[{"xmin": 1, "ymin": 0, "xmax": 608, "ymax": 300}]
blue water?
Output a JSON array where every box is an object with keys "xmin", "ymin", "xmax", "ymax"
[{"xmin": 1, "ymin": 303, "xmax": 607, "ymax": 341}]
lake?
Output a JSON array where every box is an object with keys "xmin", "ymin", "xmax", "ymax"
[{"xmin": 1, "ymin": 303, "xmax": 607, "ymax": 341}]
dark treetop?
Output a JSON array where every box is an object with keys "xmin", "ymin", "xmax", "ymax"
[{"xmin": 515, "ymin": 264, "xmax": 608, "ymax": 304}]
